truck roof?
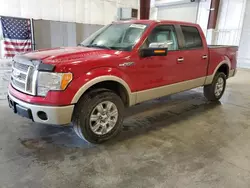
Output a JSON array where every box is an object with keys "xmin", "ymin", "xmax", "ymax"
[{"xmin": 114, "ymin": 19, "xmax": 199, "ymax": 27}]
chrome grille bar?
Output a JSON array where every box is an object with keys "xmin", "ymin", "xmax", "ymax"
[
  {"xmin": 11, "ymin": 59, "xmax": 37, "ymax": 95},
  {"xmin": 13, "ymin": 61, "xmax": 29, "ymax": 72},
  {"xmin": 24, "ymin": 67, "xmax": 31, "ymax": 91},
  {"xmin": 12, "ymin": 66, "xmax": 27, "ymax": 75}
]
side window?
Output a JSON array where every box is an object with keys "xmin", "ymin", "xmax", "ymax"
[
  {"xmin": 142, "ymin": 25, "xmax": 178, "ymax": 51},
  {"xmin": 181, "ymin": 26, "xmax": 203, "ymax": 49}
]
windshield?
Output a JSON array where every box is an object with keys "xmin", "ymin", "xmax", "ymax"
[{"xmin": 80, "ymin": 23, "xmax": 147, "ymax": 51}]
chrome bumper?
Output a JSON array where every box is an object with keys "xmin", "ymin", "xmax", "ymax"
[{"xmin": 8, "ymin": 93, "xmax": 74, "ymax": 125}]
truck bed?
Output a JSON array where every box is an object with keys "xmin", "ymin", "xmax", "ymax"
[{"xmin": 207, "ymin": 45, "xmax": 238, "ymax": 76}]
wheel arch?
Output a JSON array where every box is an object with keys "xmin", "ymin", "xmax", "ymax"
[
  {"xmin": 214, "ymin": 58, "xmax": 231, "ymax": 76},
  {"xmin": 71, "ymin": 76, "xmax": 136, "ymax": 107},
  {"xmin": 205, "ymin": 58, "xmax": 231, "ymax": 85},
  {"xmin": 216, "ymin": 63, "xmax": 230, "ymax": 78}
]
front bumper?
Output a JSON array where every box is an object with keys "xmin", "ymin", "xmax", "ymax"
[{"xmin": 8, "ymin": 93, "xmax": 74, "ymax": 125}]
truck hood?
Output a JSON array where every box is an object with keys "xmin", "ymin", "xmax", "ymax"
[{"xmin": 24, "ymin": 47, "xmax": 121, "ymax": 63}]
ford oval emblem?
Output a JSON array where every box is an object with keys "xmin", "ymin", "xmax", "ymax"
[{"xmin": 13, "ymin": 69, "xmax": 21, "ymax": 78}]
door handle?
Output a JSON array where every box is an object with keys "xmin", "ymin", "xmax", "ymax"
[
  {"xmin": 177, "ymin": 57, "xmax": 184, "ymax": 63},
  {"xmin": 202, "ymin": 55, "xmax": 208, "ymax": 59}
]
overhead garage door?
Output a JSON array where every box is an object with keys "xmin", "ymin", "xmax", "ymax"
[{"xmin": 157, "ymin": 2, "xmax": 199, "ymax": 23}]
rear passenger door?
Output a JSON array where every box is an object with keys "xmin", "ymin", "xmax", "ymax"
[{"xmin": 178, "ymin": 25, "xmax": 208, "ymax": 81}]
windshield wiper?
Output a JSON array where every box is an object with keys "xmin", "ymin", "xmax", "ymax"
[{"xmin": 84, "ymin": 44, "xmax": 112, "ymax": 50}]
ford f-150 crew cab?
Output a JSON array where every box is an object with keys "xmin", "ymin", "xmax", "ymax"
[{"xmin": 8, "ymin": 20, "xmax": 238, "ymax": 143}]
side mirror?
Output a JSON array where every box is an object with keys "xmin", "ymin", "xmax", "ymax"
[{"xmin": 140, "ymin": 41, "xmax": 172, "ymax": 58}]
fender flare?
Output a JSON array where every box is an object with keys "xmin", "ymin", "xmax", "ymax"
[
  {"xmin": 71, "ymin": 75, "xmax": 136, "ymax": 106},
  {"xmin": 205, "ymin": 57, "xmax": 231, "ymax": 85},
  {"xmin": 212, "ymin": 57, "xmax": 231, "ymax": 76}
]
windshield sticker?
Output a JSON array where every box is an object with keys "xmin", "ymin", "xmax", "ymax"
[{"xmin": 129, "ymin": 24, "xmax": 146, "ymax": 29}]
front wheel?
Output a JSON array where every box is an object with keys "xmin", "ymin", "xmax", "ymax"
[
  {"xmin": 72, "ymin": 89, "xmax": 124, "ymax": 144},
  {"xmin": 203, "ymin": 72, "xmax": 227, "ymax": 101}
]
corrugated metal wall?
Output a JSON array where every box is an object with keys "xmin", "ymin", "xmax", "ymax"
[{"xmin": 33, "ymin": 20, "xmax": 103, "ymax": 49}]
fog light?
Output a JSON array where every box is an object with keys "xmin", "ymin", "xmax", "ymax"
[{"xmin": 37, "ymin": 111, "xmax": 48, "ymax": 120}]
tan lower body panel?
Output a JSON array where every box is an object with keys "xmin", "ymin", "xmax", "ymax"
[
  {"xmin": 135, "ymin": 77, "xmax": 206, "ymax": 104},
  {"xmin": 204, "ymin": 75, "xmax": 213, "ymax": 85},
  {"xmin": 229, "ymin": 69, "xmax": 237, "ymax": 78},
  {"xmin": 134, "ymin": 69, "xmax": 237, "ymax": 104}
]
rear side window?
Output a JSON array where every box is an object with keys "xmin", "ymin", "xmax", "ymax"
[{"xmin": 181, "ymin": 26, "xmax": 203, "ymax": 49}]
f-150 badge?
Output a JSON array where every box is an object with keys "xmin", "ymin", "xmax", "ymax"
[{"xmin": 119, "ymin": 62, "xmax": 134, "ymax": 67}]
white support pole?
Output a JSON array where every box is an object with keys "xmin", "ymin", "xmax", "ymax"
[{"xmin": 206, "ymin": 28, "xmax": 216, "ymax": 45}]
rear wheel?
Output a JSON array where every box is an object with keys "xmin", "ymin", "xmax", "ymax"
[
  {"xmin": 204, "ymin": 72, "xmax": 227, "ymax": 101},
  {"xmin": 72, "ymin": 89, "xmax": 124, "ymax": 144}
]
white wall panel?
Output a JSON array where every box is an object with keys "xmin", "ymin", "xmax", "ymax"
[
  {"xmin": 196, "ymin": 0, "xmax": 211, "ymax": 36},
  {"xmin": 41, "ymin": 0, "xmax": 61, "ymax": 21},
  {"xmin": 238, "ymin": 0, "xmax": 250, "ymax": 68},
  {"xmin": 104, "ymin": 1, "xmax": 117, "ymax": 24},
  {"xmin": 0, "ymin": 0, "xmax": 21, "ymax": 18},
  {"xmin": 157, "ymin": 2, "xmax": 199, "ymax": 23},
  {"xmin": 118, "ymin": 0, "xmax": 137, "ymax": 8},
  {"xmin": 83, "ymin": 0, "xmax": 91, "ymax": 24},
  {"xmin": 20, "ymin": 0, "xmax": 41, "ymax": 19},
  {"xmin": 75, "ymin": 0, "xmax": 86, "ymax": 23},
  {"xmin": 217, "ymin": 0, "xmax": 245, "ymax": 30},
  {"xmin": 90, "ymin": 0, "xmax": 105, "ymax": 24},
  {"xmin": 155, "ymin": 0, "xmax": 198, "ymax": 6},
  {"xmin": 0, "ymin": 0, "xmax": 139, "ymax": 24},
  {"xmin": 60, "ymin": 0, "xmax": 76, "ymax": 23},
  {"xmin": 150, "ymin": 0, "xmax": 157, "ymax": 19},
  {"xmin": 214, "ymin": 0, "xmax": 246, "ymax": 46}
]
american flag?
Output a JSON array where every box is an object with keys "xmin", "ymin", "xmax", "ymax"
[{"xmin": 0, "ymin": 16, "xmax": 32, "ymax": 58}]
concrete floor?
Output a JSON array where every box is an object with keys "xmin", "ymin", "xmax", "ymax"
[{"xmin": 1, "ymin": 69, "xmax": 250, "ymax": 188}]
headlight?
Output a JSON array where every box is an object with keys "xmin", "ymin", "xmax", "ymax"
[{"xmin": 37, "ymin": 72, "xmax": 73, "ymax": 96}]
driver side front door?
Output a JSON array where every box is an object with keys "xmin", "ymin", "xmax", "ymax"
[{"xmin": 135, "ymin": 24, "xmax": 182, "ymax": 93}]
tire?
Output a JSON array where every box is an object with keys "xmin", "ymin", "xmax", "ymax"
[
  {"xmin": 204, "ymin": 72, "xmax": 227, "ymax": 101},
  {"xmin": 72, "ymin": 89, "xmax": 124, "ymax": 144}
]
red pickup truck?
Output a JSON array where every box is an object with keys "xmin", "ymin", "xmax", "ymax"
[{"xmin": 8, "ymin": 20, "xmax": 238, "ymax": 143}]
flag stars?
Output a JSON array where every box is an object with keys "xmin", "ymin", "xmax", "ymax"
[{"xmin": 1, "ymin": 17, "xmax": 31, "ymax": 40}]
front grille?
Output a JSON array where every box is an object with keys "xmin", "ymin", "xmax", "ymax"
[
  {"xmin": 13, "ymin": 61, "xmax": 29, "ymax": 72},
  {"xmin": 11, "ymin": 60, "xmax": 37, "ymax": 95},
  {"xmin": 11, "ymin": 78, "xmax": 26, "ymax": 89}
]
